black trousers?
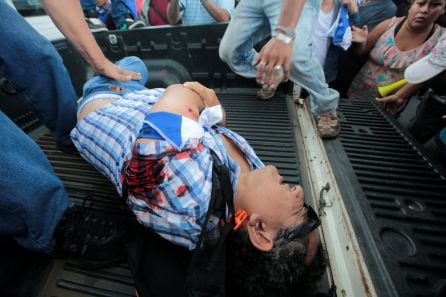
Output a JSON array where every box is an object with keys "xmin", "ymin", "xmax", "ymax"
[{"xmin": 409, "ymin": 94, "xmax": 446, "ymax": 144}]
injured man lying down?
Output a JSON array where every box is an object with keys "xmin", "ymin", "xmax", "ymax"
[{"xmin": 71, "ymin": 56, "xmax": 326, "ymax": 297}]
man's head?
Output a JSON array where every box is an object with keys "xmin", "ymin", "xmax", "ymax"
[
  {"xmin": 227, "ymin": 165, "xmax": 324, "ymax": 296},
  {"xmin": 226, "ymin": 221, "xmax": 325, "ymax": 297},
  {"xmin": 235, "ymin": 165, "xmax": 320, "ymax": 257}
]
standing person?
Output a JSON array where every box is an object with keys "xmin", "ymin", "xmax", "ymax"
[
  {"xmin": 81, "ymin": 0, "xmax": 145, "ymax": 30},
  {"xmin": 146, "ymin": 0, "xmax": 171, "ymax": 25},
  {"xmin": 0, "ymin": 0, "xmax": 140, "ymax": 262},
  {"xmin": 347, "ymin": 0, "xmax": 445, "ymax": 101},
  {"xmin": 218, "ymin": 0, "xmax": 341, "ymax": 139},
  {"xmin": 331, "ymin": 0, "xmax": 397, "ymax": 95},
  {"xmin": 167, "ymin": 0, "xmax": 235, "ymax": 25}
]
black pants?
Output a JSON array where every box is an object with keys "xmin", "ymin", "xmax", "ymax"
[
  {"xmin": 409, "ymin": 94, "xmax": 446, "ymax": 144},
  {"xmin": 127, "ymin": 221, "xmax": 192, "ymax": 297}
]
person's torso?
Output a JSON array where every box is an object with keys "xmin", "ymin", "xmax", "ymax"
[{"xmin": 180, "ymin": 0, "xmax": 233, "ymax": 25}]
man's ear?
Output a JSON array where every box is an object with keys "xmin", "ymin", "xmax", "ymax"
[{"xmin": 246, "ymin": 214, "xmax": 275, "ymax": 252}]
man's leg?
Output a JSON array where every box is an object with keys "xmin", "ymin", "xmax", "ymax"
[
  {"xmin": 219, "ymin": 0, "xmax": 271, "ymax": 79},
  {"xmin": 111, "ymin": 0, "xmax": 141, "ymax": 29},
  {"xmin": 80, "ymin": 0, "xmax": 97, "ymax": 11},
  {"xmin": 82, "ymin": 56, "xmax": 149, "ymax": 99},
  {"xmin": 266, "ymin": 0, "xmax": 340, "ymax": 138},
  {"xmin": 409, "ymin": 94, "xmax": 446, "ymax": 144},
  {"xmin": 0, "ymin": 112, "xmax": 68, "ymax": 254},
  {"xmin": 0, "ymin": 2, "xmax": 77, "ymax": 147}
]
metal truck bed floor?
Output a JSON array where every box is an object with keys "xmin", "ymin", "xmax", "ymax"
[
  {"xmin": 326, "ymin": 99, "xmax": 446, "ymax": 297},
  {"xmin": 11, "ymin": 90, "xmax": 300, "ymax": 297}
]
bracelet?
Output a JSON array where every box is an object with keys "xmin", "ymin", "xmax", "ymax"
[
  {"xmin": 273, "ymin": 32, "xmax": 294, "ymax": 45},
  {"xmin": 275, "ymin": 25, "xmax": 296, "ymax": 39}
]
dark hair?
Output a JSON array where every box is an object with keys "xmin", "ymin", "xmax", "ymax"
[{"xmin": 225, "ymin": 229, "xmax": 326, "ymax": 297}]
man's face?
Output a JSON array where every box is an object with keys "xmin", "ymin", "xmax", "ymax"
[{"xmin": 246, "ymin": 165, "xmax": 307, "ymax": 233}]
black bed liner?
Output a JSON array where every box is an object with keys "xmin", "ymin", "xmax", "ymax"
[{"xmin": 327, "ymin": 99, "xmax": 446, "ymax": 297}]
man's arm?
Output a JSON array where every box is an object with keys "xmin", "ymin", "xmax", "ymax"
[
  {"xmin": 41, "ymin": 0, "xmax": 140, "ymax": 81},
  {"xmin": 167, "ymin": 0, "xmax": 182, "ymax": 24},
  {"xmin": 201, "ymin": 0, "xmax": 231, "ymax": 22},
  {"xmin": 253, "ymin": 0, "xmax": 306, "ymax": 89}
]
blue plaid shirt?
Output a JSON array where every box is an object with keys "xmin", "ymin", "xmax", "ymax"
[{"xmin": 71, "ymin": 88, "xmax": 264, "ymax": 250}]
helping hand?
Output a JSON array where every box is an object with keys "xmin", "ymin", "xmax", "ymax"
[
  {"xmin": 183, "ymin": 81, "xmax": 220, "ymax": 107},
  {"xmin": 253, "ymin": 38, "xmax": 292, "ymax": 89},
  {"xmin": 351, "ymin": 25, "xmax": 368, "ymax": 43},
  {"xmin": 93, "ymin": 59, "xmax": 141, "ymax": 82},
  {"xmin": 375, "ymin": 94, "xmax": 407, "ymax": 116}
]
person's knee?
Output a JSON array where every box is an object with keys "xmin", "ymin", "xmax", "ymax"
[
  {"xmin": 219, "ymin": 40, "xmax": 232, "ymax": 65},
  {"xmin": 116, "ymin": 56, "xmax": 149, "ymax": 83}
]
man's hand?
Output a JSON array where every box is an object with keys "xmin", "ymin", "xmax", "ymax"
[
  {"xmin": 93, "ymin": 59, "xmax": 141, "ymax": 82},
  {"xmin": 375, "ymin": 94, "xmax": 407, "ymax": 116},
  {"xmin": 253, "ymin": 38, "xmax": 292, "ymax": 89},
  {"xmin": 351, "ymin": 25, "xmax": 368, "ymax": 43},
  {"xmin": 183, "ymin": 81, "xmax": 220, "ymax": 107}
]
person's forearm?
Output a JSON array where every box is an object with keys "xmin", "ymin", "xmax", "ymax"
[
  {"xmin": 201, "ymin": 0, "xmax": 230, "ymax": 22},
  {"xmin": 276, "ymin": 0, "xmax": 306, "ymax": 32},
  {"xmin": 167, "ymin": 0, "xmax": 181, "ymax": 24},
  {"xmin": 346, "ymin": 0, "xmax": 360, "ymax": 26},
  {"xmin": 395, "ymin": 82, "xmax": 422, "ymax": 99},
  {"xmin": 41, "ymin": 0, "xmax": 107, "ymax": 71}
]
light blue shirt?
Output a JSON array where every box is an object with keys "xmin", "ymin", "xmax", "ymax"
[{"xmin": 180, "ymin": 0, "xmax": 234, "ymax": 25}]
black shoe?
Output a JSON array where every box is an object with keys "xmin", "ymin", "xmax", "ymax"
[
  {"xmin": 84, "ymin": 10, "xmax": 108, "ymax": 33},
  {"xmin": 54, "ymin": 197, "xmax": 128, "ymax": 269},
  {"xmin": 119, "ymin": 14, "xmax": 145, "ymax": 30}
]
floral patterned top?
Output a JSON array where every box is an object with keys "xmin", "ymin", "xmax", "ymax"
[{"xmin": 348, "ymin": 17, "xmax": 445, "ymax": 100}]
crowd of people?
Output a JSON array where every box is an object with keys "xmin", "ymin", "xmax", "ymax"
[{"xmin": 1, "ymin": 0, "xmax": 446, "ymax": 296}]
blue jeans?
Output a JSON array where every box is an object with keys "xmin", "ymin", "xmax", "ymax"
[
  {"xmin": 81, "ymin": 56, "xmax": 148, "ymax": 103},
  {"xmin": 0, "ymin": 1, "xmax": 77, "ymax": 145},
  {"xmin": 81, "ymin": 0, "xmax": 138, "ymax": 28},
  {"xmin": 0, "ymin": 1, "xmax": 73, "ymax": 253},
  {"xmin": 219, "ymin": 0, "xmax": 339, "ymax": 114}
]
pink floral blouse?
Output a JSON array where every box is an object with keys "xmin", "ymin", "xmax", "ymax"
[{"xmin": 348, "ymin": 17, "xmax": 445, "ymax": 101}]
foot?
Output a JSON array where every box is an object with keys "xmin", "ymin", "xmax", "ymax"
[
  {"xmin": 316, "ymin": 110, "xmax": 340, "ymax": 139},
  {"xmin": 256, "ymin": 87, "xmax": 277, "ymax": 100},
  {"xmin": 84, "ymin": 10, "xmax": 108, "ymax": 33},
  {"xmin": 54, "ymin": 201, "xmax": 128, "ymax": 269},
  {"xmin": 120, "ymin": 15, "xmax": 146, "ymax": 30}
]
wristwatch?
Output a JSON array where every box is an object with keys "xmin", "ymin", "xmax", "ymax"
[
  {"xmin": 274, "ymin": 32, "xmax": 294, "ymax": 45},
  {"xmin": 275, "ymin": 25, "xmax": 296, "ymax": 39}
]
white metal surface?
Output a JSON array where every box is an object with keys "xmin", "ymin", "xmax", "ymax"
[
  {"xmin": 25, "ymin": 15, "xmax": 64, "ymax": 41},
  {"xmin": 290, "ymin": 85, "xmax": 377, "ymax": 297}
]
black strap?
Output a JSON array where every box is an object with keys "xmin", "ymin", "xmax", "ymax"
[{"xmin": 186, "ymin": 151, "xmax": 235, "ymax": 296}]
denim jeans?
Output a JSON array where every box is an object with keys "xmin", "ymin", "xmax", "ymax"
[
  {"xmin": 0, "ymin": 1, "xmax": 73, "ymax": 253},
  {"xmin": 81, "ymin": 56, "xmax": 148, "ymax": 104},
  {"xmin": 0, "ymin": 1, "xmax": 77, "ymax": 145},
  {"xmin": 0, "ymin": 111, "xmax": 69, "ymax": 254},
  {"xmin": 219, "ymin": 0, "xmax": 339, "ymax": 114}
]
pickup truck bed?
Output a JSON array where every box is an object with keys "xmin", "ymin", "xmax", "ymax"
[{"xmin": 0, "ymin": 24, "xmax": 445, "ymax": 297}]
